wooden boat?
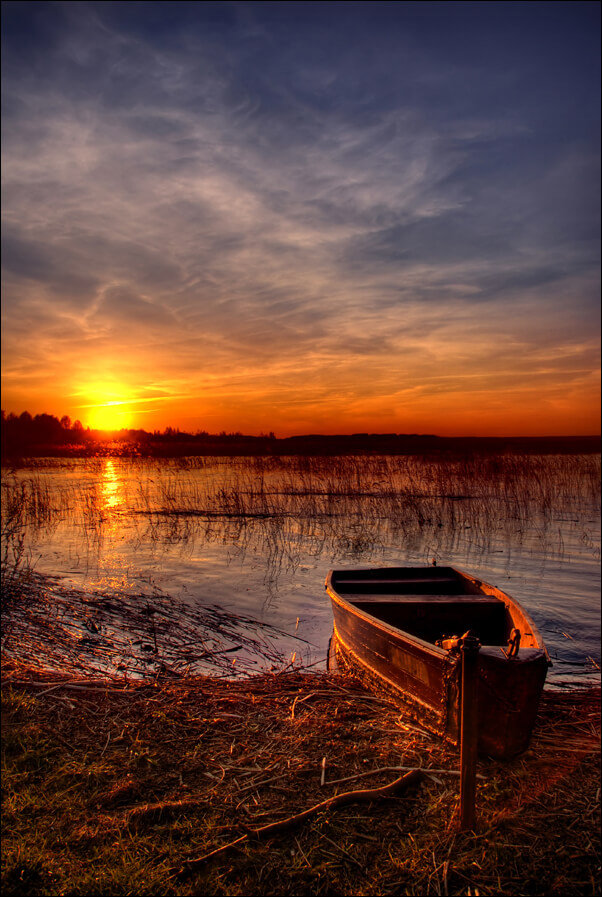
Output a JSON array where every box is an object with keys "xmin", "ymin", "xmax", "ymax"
[{"xmin": 326, "ymin": 565, "xmax": 550, "ymax": 759}]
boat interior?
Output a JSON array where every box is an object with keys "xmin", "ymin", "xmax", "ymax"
[{"xmin": 332, "ymin": 567, "xmax": 515, "ymax": 647}]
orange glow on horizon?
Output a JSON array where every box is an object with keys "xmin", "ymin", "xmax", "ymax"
[
  {"xmin": 2, "ymin": 353, "xmax": 599, "ymax": 439},
  {"xmin": 83, "ymin": 396, "xmax": 600, "ymax": 439}
]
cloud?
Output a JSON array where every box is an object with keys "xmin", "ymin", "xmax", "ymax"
[{"xmin": 1, "ymin": 2, "xmax": 599, "ymax": 433}]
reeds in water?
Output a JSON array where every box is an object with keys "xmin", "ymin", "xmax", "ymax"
[{"xmin": 2, "ymin": 452, "xmax": 600, "ymax": 593}]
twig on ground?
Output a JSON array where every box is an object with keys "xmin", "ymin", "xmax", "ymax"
[{"xmin": 175, "ymin": 769, "xmax": 423, "ymax": 877}]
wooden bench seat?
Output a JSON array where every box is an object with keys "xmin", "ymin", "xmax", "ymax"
[
  {"xmin": 345, "ymin": 593, "xmax": 498, "ymax": 603},
  {"xmin": 349, "ymin": 594, "xmax": 509, "ymax": 646},
  {"xmin": 334, "ymin": 577, "xmax": 459, "ymax": 586}
]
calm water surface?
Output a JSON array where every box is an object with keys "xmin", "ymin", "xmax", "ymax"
[{"xmin": 3, "ymin": 455, "xmax": 600, "ymax": 686}]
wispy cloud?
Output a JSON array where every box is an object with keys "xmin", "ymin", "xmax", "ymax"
[{"xmin": 1, "ymin": 1, "xmax": 599, "ymax": 434}]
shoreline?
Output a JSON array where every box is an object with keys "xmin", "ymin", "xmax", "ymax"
[
  {"xmin": 3, "ymin": 434, "xmax": 601, "ymax": 462},
  {"xmin": 3, "ymin": 567, "xmax": 599, "ymax": 691}
]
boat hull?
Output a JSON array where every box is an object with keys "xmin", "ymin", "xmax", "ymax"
[{"xmin": 327, "ymin": 566, "xmax": 549, "ymax": 759}]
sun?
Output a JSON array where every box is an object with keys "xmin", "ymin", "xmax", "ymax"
[
  {"xmin": 87, "ymin": 402, "xmax": 134, "ymax": 431},
  {"xmin": 79, "ymin": 383, "xmax": 136, "ymax": 431}
]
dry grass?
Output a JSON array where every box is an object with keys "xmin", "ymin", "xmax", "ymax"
[
  {"xmin": 1, "ymin": 571, "xmax": 299, "ymax": 680},
  {"xmin": 2, "ymin": 658, "xmax": 599, "ymax": 896}
]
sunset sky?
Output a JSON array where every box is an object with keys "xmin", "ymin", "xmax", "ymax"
[{"xmin": 1, "ymin": 1, "xmax": 600, "ymax": 436}]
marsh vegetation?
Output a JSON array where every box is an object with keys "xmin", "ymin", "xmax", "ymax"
[
  {"xmin": 1, "ymin": 452, "xmax": 600, "ymax": 683},
  {"xmin": 3, "ymin": 452, "xmax": 599, "ymax": 562}
]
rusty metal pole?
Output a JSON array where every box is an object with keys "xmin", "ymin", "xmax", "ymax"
[{"xmin": 459, "ymin": 631, "xmax": 481, "ymax": 831}]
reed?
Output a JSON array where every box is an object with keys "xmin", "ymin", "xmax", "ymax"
[
  {"xmin": 2, "ymin": 452, "xmax": 599, "ymax": 598},
  {"xmin": 1, "ymin": 570, "xmax": 302, "ymax": 680},
  {"xmin": 3, "ymin": 453, "xmax": 599, "ymax": 543}
]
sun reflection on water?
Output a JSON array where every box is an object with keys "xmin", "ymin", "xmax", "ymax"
[
  {"xmin": 96, "ymin": 459, "xmax": 133, "ymax": 592},
  {"xmin": 101, "ymin": 459, "xmax": 123, "ymax": 511}
]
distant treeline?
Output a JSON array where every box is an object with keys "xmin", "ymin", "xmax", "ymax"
[{"xmin": 1, "ymin": 410, "xmax": 600, "ymax": 458}]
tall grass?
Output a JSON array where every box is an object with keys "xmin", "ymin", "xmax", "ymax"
[
  {"xmin": 1, "ymin": 474, "xmax": 59, "ymax": 595},
  {"xmin": 2, "ymin": 453, "xmax": 600, "ymax": 589},
  {"xmin": 136, "ymin": 453, "xmax": 600, "ymax": 568}
]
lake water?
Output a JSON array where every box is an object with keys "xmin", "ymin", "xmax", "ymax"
[{"xmin": 2, "ymin": 454, "xmax": 600, "ymax": 687}]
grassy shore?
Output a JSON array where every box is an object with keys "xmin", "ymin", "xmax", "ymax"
[{"xmin": 2, "ymin": 660, "xmax": 599, "ymax": 896}]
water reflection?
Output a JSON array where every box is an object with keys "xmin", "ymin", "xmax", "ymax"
[
  {"xmin": 92, "ymin": 459, "xmax": 139, "ymax": 593},
  {"xmin": 101, "ymin": 459, "xmax": 123, "ymax": 511},
  {"xmin": 3, "ymin": 455, "xmax": 600, "ymax": 685}
]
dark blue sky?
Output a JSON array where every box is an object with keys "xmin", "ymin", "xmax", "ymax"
[{"xmin": 1, "ymin": 1, "xmax": 600, "ymax": 434}]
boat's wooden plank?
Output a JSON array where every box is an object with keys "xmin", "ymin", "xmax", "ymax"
[
  {"xmin": 332, "ymin": 605, "xmax": 449, "ymax": 713},
  {"xmin": 343, "ymin": 594, "xmax": 500, "ymax": 604}
]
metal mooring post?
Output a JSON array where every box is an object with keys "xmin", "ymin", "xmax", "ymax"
[{"xmin": 459, "ymin": 631, "xmax": 481, "ymax": 831}]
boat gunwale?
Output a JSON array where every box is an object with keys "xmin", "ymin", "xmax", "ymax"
[
  {"xmin": 456, "ymin": 568, "xmax": 547, "ymax": 653},
  {"xmin": 325, "ymin": 565, "xmax": 547, "ymax": 656},
  {"xmin": 327, "ymin": 584, "xmax": 449, "ymax": 660}
]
